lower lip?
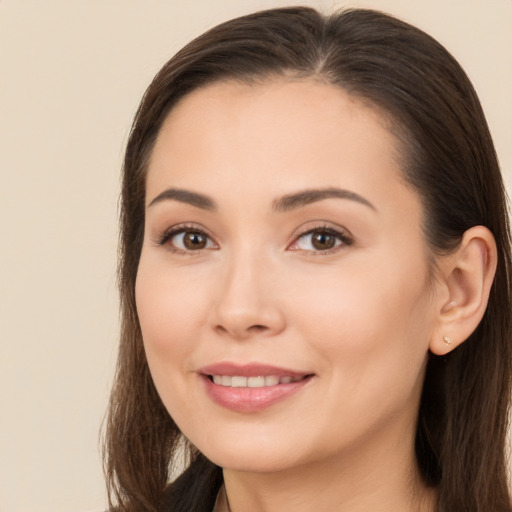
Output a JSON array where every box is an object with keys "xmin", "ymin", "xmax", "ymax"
[{"xmin": 201, "ymin": 375, "xmax": 313, "ymax": 412}]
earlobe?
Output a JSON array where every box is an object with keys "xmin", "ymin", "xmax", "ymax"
[{"xmin": 429, "ymin": 226, "xmax": 497, "ymax": 356}]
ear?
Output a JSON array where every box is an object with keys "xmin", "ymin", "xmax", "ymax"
[{"xmin": 429, "ymin": 226, "xmax": 497, "ymax": 356}]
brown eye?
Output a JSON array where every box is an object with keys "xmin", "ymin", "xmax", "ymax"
[
  {"xmin": 311, "ymin": 231, "xmax": 337, "ymax": 250},
  {"xmin": 290, "ymin": 227, "xmax": 351, "ymax": 253},
  {"xmin": 182, "ymin": 231, "xmax": 208, "ymax": 250},
  {"xmin": 161, "ymin": 228, "xmax": 216, "ymax": 252}
]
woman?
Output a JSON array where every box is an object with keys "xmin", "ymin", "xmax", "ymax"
[{"xmin": 103, "ymin": 6, "xmax": 512, "ymax": 512}]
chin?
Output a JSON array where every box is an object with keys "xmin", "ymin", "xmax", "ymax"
[
  {"xmin": 208, "ymin": 452, "xmax": 297, "ymax": 474},
  {"xmin": 193, "ymin": 433, "xmax": 304, "ymax": 474}
]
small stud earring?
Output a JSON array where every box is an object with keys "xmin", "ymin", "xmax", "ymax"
[{"xmin": 443, "ymin": 336, "xmax": 452, "ymax": 345}]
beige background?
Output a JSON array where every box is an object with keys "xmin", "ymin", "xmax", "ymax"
[{"xmin": 0, "ymin": 1, "xmax": 510, "ymax": 511}]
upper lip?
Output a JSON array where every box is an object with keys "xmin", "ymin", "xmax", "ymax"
[{"xmin": 199, "ymin": 362, "xmax": 312, "ymax": 378}]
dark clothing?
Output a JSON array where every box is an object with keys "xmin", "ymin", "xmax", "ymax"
[{"xmin": 160, "ymin": 456, "xmax": 223, "ymax": 512}]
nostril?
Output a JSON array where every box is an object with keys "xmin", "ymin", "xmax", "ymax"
[
  {"xmin": 214, "ymin": 323, "xmax": 268, "ymax": 338},
  {"xmin": 248, "ymin": 324, "xmax": 267, "ymax": 332}
]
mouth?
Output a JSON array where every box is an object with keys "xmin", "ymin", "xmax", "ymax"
[
  {"xmin": 199, "ymin": 363, "xmax": 314, "ymax": 412},
  {"xmin": 208, "ymin": 374, "xmax": 309, "ymax": 388}
]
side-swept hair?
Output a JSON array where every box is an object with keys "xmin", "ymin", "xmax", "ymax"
[{"xmin": 104, "ymin": 7, "xmax": 512, "ymax": 512}]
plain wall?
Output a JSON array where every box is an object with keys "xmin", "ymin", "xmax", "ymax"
[{"xmin": 1, "ymin": 1, "xmax": 510, "ymax": 511}]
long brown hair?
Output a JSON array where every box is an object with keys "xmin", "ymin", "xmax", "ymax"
[{"xmin": 103, "ymin": 7, "xmax": 512, "ymax": 512}]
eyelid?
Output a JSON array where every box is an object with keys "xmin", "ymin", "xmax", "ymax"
[
  {"xmin": 288, "ymin": 223, "xmax": 353, "ymax": 254},
  {"xmin": 153, "ymin": 221, "xmax": 352, "ymax": 254},
  {"xmin": 155, "ymin": 223, "xmax": 218, "ymax": 252}
]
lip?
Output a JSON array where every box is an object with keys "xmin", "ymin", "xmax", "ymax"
[
  {"xmin": 200, "ymin": 362, "xmax": 310, "ymax": 378},
  {"xmin": 199, "ymin": 362, "xmax": 314, "ymax": 412}
]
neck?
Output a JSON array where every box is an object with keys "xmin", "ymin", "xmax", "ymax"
[{"xmin": 221, "ymin": 425, "xmax": 436, "ymax": 512}]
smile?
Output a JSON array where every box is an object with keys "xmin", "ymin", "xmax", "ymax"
[
  {"xmin": 199, "ymin": 363, "xmax": 314, "ymax": 412},
  {"xmin": 211, "ymin": 375, "xmax": 305, "ymax": 388}
]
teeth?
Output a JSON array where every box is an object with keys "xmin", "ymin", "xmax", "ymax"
[
  {"xmin": 211, "ymin": 375, "xmax": 303, "ymax": 388},
  {"xmin": 265, "ymin": 375, "xmax": 279, "ymax": 386},
  {"xmin": 231, "ymin": 376, "xmax": 247, "ymax": 388},
  {"xmin": 248, "ymin": 376, "xmax": 265, "ymax": 388}
]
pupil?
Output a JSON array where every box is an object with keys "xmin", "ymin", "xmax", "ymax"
[
  {"xmin": 184, "ymin": 232, "xmax": 206, "ymax": 250},
  {"xmin": 312, "ymin": 232, "xmax": 334, "ymax": 250}
]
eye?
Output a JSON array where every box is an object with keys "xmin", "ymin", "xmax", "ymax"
[
  {"xmin": 289, "ymin": 226, "xmax": 352, "ymax": 253},
  {"xmin": 159, "ymin": 226, "xmax": 217, "ymax": 252}
]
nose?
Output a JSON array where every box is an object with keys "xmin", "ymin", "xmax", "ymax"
[{"xmin": 209, "ymin": 252, "xmax": 286, "ymax": 340}]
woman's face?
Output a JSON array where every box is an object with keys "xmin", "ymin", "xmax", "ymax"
[{"xmin": 136, "ymin": 79, "xmax": 443, "ymax": 474}]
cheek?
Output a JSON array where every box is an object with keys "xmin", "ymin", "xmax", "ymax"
[
  {"xmin": 135, "ymin": 261, "xmax": 209, "ymax": 433},
  {"xmin": 296, "ymin": 266, "xmax": 433, "ymax": 440},
  {"xmin": 286, "ymin": 257, "xmax": 434, "ymax": 383},
  {"xmin": 135, "ymin": 256, "xmax": 206, "ymax": 383}
]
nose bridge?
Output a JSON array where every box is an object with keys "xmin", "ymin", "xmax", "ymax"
[{"xmin": 210, "ymin": 242, "xmax": 284, "ymax": 339}]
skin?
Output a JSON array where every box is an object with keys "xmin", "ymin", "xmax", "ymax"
[{"xmin": 136, "ymin": 78, "xmax": 447, "ymax": 511}]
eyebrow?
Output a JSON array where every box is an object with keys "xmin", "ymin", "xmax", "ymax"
[
  {"xmin": 148, "ymin": 188, "xmax": 217, "ymax": 211},
  {"xmin": 147, "ymin": 186, "xmax": 376, "ymax": 213},
  {"xmin": 272, "ymin": 187, "xmax": 376, "ymax": 212}
]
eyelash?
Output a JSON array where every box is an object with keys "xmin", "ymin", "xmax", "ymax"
[
  {"xmin": 157, "ymin": 224, "xmax": 216, "ymax": 254},
  {"xmin": 289, "ymin": 225, "xmax": 353, "ymax": 254},
  {"xmin": 156, "ymin": 224, "xmax": 353, "ymax": 254}
]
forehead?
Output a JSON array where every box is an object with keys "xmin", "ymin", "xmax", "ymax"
[
  {"xmin": 147, "ymin": 78, "xmax": 407, "ymax": 196},
  {"xmin": 146, "ymin": 77, "xmax": 420, "ymax": 222},
  {"xmin": 155, "ymin": 78, "xmax": 397, "ymax": 151}
]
